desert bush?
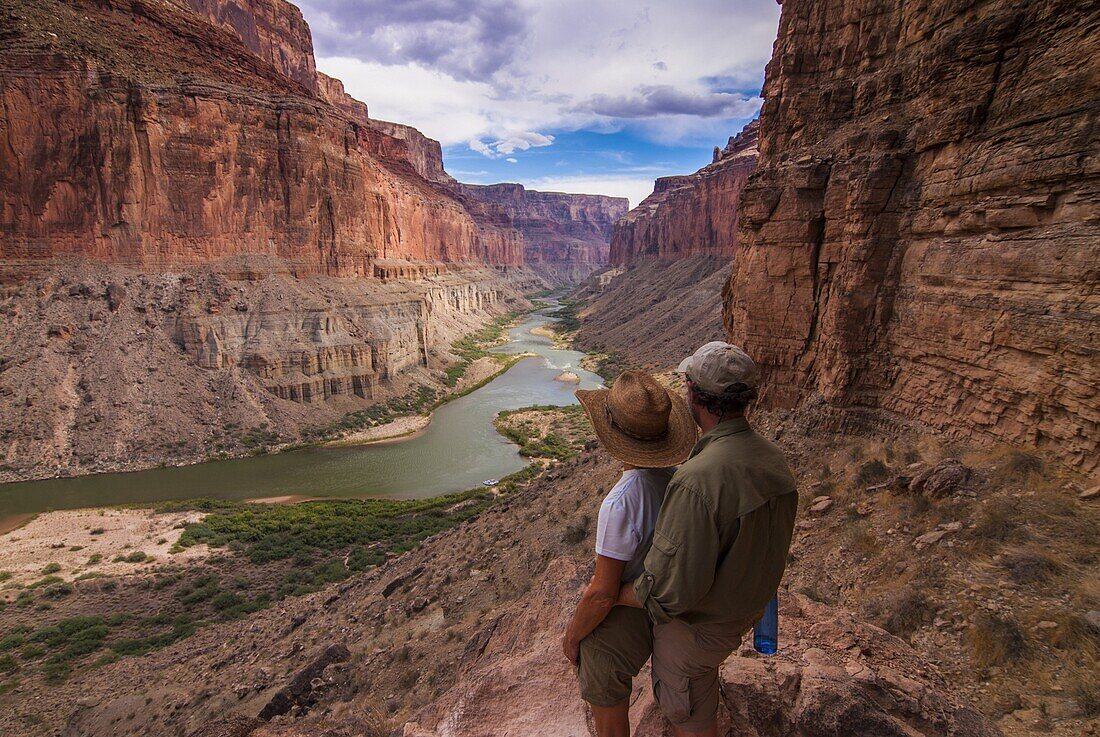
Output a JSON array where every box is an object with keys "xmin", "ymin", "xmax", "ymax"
[
  {"xmin": 114, "ymin": 551, "xmax": 148, "ymax": 564},
  {"xmin": 563, "ymin": 514, "xmax": 591, "ymax": 545},
  {"xmin": 968, "ymin": 612, "xmax": 1028, "ymax": 669},
  {"xmin": 971, "ymin": 497, "xmax": 1025, "ymax": 550},
  {"xmin": 881, "ymin": 589, "xmax": 935, "ymax": 637},
  {"xmin": 1001, "ymin": 550, "xmax": 1062, "ymax": 586},
  {"xmin": 855, "ymin": 459, "xmax": 890, "ymax": 485},
  {"xmin": 40, "ymin": 563, "xmax": 61, "ymax": 575}
]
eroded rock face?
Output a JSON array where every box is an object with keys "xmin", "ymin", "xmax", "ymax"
[
  {"xmin": 610, "ymin": 121, "xmax": 758, "ymax": 266},
  {"xmin": 180, "ymin": 0, "xmax": 317, "ymax": 92},
  {"xmin": 0, "ymin": 0, "xmax": 522, "ymax": 275},
  {"xmin": 459, "ymin": 184, "xmax": 630, "ymax": 282},
  {"xmin": 0, "ymin": 260, "xmax": 531, "ymax": 482},
  {"xmin": 403, "ymin": 559, "xmax": 1001, "ymax": 737},
  {"xmin": 724, "ymin": 0, "xmax": 1099, "ymax": 474}
]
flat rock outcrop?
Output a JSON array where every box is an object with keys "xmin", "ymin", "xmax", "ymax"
[
  {"xmin": 609, "ymin": 121, "xmax": 758, "ymax": 266},
  {"xmin": 724, "ymin": 0, "xmax": 1099, "ymax": 475},
  {"xmin": 459, "ymin": 184, "xmax": 629, "ymax": 282},
  {"xmin": 404, "ymin": 558, "xmax": 1000, "ymax": 737}
]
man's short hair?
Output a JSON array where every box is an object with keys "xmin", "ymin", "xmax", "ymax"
[{"xmin": 689, "ymin": 380, "xmax": 758, "ymax": 417}]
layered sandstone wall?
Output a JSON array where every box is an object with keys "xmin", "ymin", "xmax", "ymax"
[
  {"xmin": 724, "ymin": 0, "xmax": 1099, "ymax": 474},
  {"xmin": 609, "ymin": 121, "xmax": 758, "ymax": 265},
  {"xmin": 459, "ymin": 183, "xmax": 629, "ymax": 281},
  {"xmin": 0, "ymin": 260, "xmax": 528, "ymax": 482},
  {"xmin": 0, "ymin": 0, "xmax": 523, "ymax": 276},
  {"xmin": 178, "ymin": 0, "xmax": 317, "ymax": 92}
]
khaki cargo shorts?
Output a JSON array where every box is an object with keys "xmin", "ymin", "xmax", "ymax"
[
  {"xmin": 576, "ymin": 605, "xmax": 653, "ymax": 707},
  {"xmin": 651, "ymin": 617, "xmax": 750, "ymax": 730}
]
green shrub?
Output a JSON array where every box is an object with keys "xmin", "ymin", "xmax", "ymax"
[{"xmin": 40, "ymin": 563, "xmax": 61, "ymax": 575}]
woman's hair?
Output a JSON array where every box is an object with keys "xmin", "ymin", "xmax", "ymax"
[{"xmin": 689, "ymin": 381, "xmax": 758, "ymax": 417}]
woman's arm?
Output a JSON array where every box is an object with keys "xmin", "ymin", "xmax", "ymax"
[{"xmin": 562, "ymin": 554, "xmax": 627, "ymax": 665}]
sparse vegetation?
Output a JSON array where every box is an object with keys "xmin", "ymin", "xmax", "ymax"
[
  {"xmin": 968, "ymin": 612, "xmax": 1028, "ymax": 669},
  {"xmin": 494, "ymin": 405, "xmax": 591, "ymax": 461}
]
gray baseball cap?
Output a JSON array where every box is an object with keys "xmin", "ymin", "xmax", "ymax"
[{"xmin": 676, "ymin": 341, "xmax": 758, "ymax": 394}]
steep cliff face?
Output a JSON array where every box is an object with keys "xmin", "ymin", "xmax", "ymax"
[
  {"xmin": 179, "ymin": 0, "xmax": 317, "ymax": 92},
  {"xmin": 725, "ymin": 0, "xmax": 1099, "ymax": 474},
  {"xmin": 609, "ymin": 121, "xmax": 758, "ymax": 265},
  {"xmin": 459, "ymin": 184, "xmax": 629, "ymax": 282},
  {"xmin": 0, "ymin": 0, "xmax": 523, "ymax": 275}
]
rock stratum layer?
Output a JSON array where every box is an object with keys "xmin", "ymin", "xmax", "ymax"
[
  {"xmin": 459, "ymin": 184, "xmax": 629, "ymax": 282},
  {"xmin": 722, "ymin": 0, "xmax": 1099, "ymax": 474},
  {"xmin": 609, "ymin": 121, "xmax": 758, "ymax": 266}
]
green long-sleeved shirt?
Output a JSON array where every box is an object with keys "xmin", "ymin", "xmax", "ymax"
[{"xmin": 633, "ymin": 417, "xmax": 798, "ymax": 626}]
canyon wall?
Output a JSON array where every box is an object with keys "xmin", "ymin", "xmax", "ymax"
[
  {"xmin": 609, "ymin": 121, "xmax": 758, "ymax": 266},
  {"xmin": 459, "ymin": 184, "xmax": 629, "ymax": 282},
  {"xmin": 0, "ymin": 0, "xmax": 523, "ymax": 277},
  {"xmin": 724, "ymin": 0, "xmax": 1099, "ymax": 474},
  {"xmin": 179, "ymin": 0, "xmax": 317, "ymax": 92},
  {"xmin": 0, "ymin": 0, "xmax": 539, "ymax": 481}
]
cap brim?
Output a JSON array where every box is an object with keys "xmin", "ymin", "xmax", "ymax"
[
  {"xmin": 676, "ymin": 356, "xmax": 693, "ymax": 374},
  {"xmin": 575, "ymin": 387, "xmax": 697, "ymax": 468}
]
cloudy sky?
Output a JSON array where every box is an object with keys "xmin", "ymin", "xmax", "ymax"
[{"xmin": 298, "ymin": 0, "xmax": 781, "ymax": 206}]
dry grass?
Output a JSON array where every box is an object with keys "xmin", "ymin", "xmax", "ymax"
[
  {"xmin": 968, "ymin": 611, "xmax": 1028, "ymax": 669},
  {"xmin": 879, "ymin": 588, "xmax": 936, "ymax": 638}
]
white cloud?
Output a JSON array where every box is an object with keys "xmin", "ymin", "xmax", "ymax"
[
  {"xmin": 522, "ymin": 175, "xmax": 658, "ymax": 209},
  {"xmin": 313, "ymin": 0, "xmax": 779, "ymax": 156},
  {"xmin": 506, "ymin": 157, "xmax": 518, "ymax": 163}
]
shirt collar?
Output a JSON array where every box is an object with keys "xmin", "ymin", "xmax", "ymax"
[{"xmin": 688, "ymin": 417, "xmax": 750, "ymax": 458}]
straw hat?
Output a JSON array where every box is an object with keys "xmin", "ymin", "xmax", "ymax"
[{"xmin": 576, "ymin": 370, "xmax": 697, "ymax": 467}]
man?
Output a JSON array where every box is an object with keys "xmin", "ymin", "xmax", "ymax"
[{"xmin": 616, "ymin": 341, "xmax": 798, "ymax": 736}]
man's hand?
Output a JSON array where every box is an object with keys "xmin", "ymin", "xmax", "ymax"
[{"xmin": 562, "ymin": 634, "xmax": 580, "ymax": 666}]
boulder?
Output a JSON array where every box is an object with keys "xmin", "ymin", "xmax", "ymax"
[{"xmin": 909, "ymin": 460, "xmax": 971, "ymax": 498}]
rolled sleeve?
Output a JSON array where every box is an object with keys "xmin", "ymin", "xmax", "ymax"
[{"xmin": 634, "ymin": 484, "xmax": 717, "ymax": 624}]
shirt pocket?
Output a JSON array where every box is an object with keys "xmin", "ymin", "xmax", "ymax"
[{"xmin": 647, "ymin": 529, "xmax": 681, "ymax": 576}]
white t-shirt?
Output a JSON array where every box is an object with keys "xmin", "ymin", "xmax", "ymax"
[{"xmin": 595, "ymin": 467, "xmax": 676, "ymax": 582}]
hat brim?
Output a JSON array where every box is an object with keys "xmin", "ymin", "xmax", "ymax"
[{"xmin": 575, "ymin": 386, "xmax": 697, "ymax": 468}]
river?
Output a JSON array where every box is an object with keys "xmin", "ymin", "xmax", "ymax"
[{"xmin": 0, "ymin": 307, "xmax": 603, "ymax": 522}]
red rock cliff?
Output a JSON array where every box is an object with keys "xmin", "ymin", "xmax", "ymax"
[
  {"xmin": 178, "ymin": 0, "xmax": 317, "ymax": 92},
  {"xmin": 0, "ymin": 0, "xmax": 523, "ymax": 275},
  {"xmin": 458, "ymin": 183, "xmax": 629, "ymax": 281},
  {"xmin": 609, "ymin": 121, "xmax": 758, "ymax": 266},
  {"xmin": 724, "ymin": 0, "xmax": 1099, "ymax": 474}
]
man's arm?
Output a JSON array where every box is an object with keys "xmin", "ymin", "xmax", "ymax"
[
  {"xmin": 629, "ymin": 484, "xmax": 720, "ymax": 624},
  {"xmin": 563, "ymin": 554, "xmax": 627, "ymax": 665}
]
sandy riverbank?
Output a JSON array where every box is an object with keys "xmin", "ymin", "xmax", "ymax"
[
  {"xmin": 0, "ymin": 508, "xmax": 211, "ymax": 586},
  {"xmin": 328, "ymin": 354, "xmax": 526, "ymax": 447}
]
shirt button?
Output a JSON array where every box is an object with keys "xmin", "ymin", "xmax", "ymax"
[{"xmin": 646, "ymin": 575, "xmax": 654, "ymax": 581}]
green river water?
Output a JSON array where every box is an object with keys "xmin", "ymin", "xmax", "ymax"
[{"xmin": 0, "ymin": 308, "xmax": 603, "ymax": 522}]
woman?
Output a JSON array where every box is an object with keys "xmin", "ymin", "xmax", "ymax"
[{"xmin": 564, "ymin": 370, "xmax": 696, "ymax": 737}]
